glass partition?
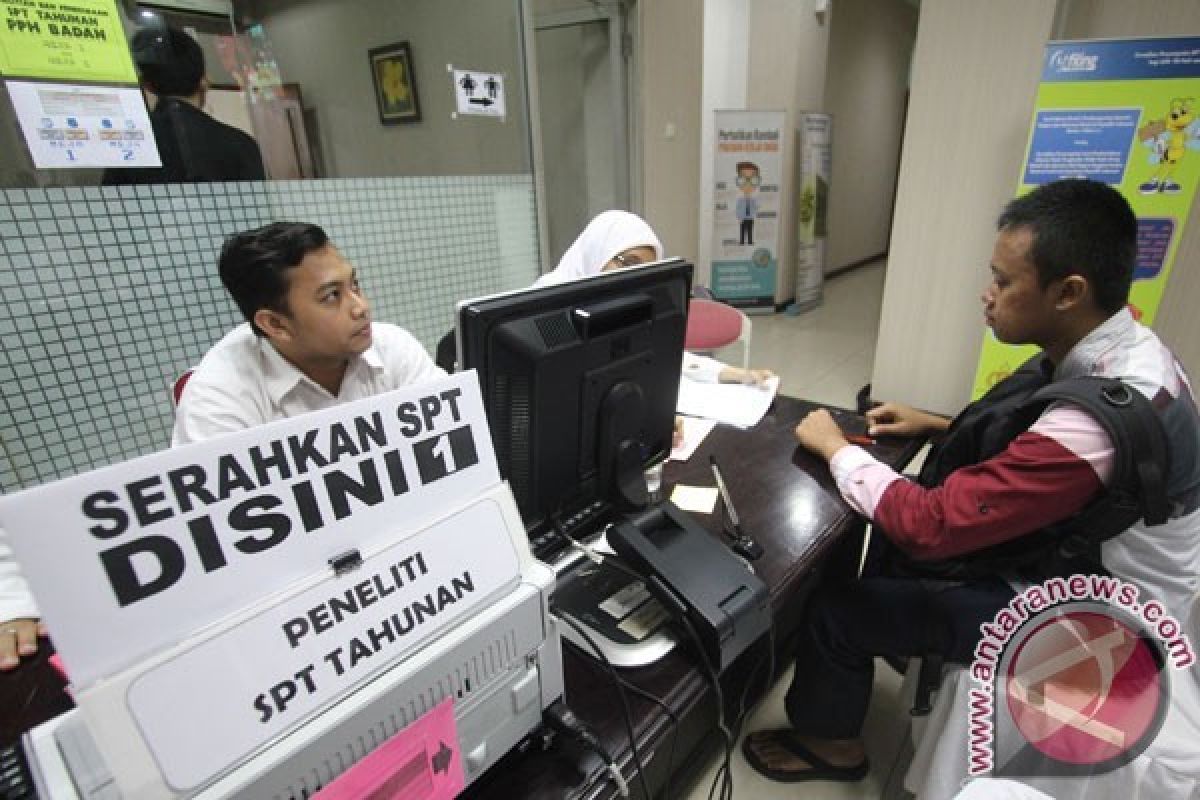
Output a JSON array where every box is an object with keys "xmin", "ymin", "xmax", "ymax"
[{"xmin": 0, "ymin": 0, "xmax": 541, "ymax": 490}]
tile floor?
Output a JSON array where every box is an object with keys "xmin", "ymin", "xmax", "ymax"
[
  {"xmin": 739, "ymin": 261, "xmax": 886, "ymax": 411},
  {"xmin": 683, "ymin": 259, "xmax": 919, "ymax": 800}
]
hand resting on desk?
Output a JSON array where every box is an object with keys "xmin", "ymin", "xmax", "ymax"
[
  {"xmin": 793, "ymin": 408, "xmax": 851, "ymax": 462},
  {"xmin": 864, "ymin": 402, "xmax": 951, "ymax": 438},
  {"xmin": 717, "ymin": 366, "xmax": 776, "ymax": 386},
  {"xmin": 795, "ymin": 402, "xmax": 951, "ymax": 463},
  {"xmin": 0, "ymin": 617, "xmax": 45, "ymax": 670}
]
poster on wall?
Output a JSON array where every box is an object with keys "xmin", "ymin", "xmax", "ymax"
[
  {"xmin": 7, "ymin": 80, "xmax": 160, "ymax": 169},
  {"xmin": 710, "ymin": 109, "xmax": 786, "ymax": 311},
  {"xmin": 790, "ymin": 112, "xmax": 831, "ymax": 314},
  {"xmin": 0, "ymin": 0, "xmax": 137, "ymax": 84},
  {"xmin": 972, "ymin": 36, "xmax": 1200, "ymax": 398}
]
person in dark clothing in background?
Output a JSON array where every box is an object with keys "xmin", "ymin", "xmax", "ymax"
[{"xmin": 104, "ymin": 26, "xmax": 265, "ymax": 185}]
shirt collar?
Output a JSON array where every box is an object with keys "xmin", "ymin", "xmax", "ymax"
[
  {"xmin": 259, "ymin": 332, "xmax": 386, "ymax": 401},
  {"xmin": 1054, "ymin": 307, "xmax": 1136, "ymax": 381}
]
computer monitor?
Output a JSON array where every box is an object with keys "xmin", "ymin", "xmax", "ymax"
[{"xmin": 457, "ymin": 259, "xmax": 692, "ymax": 542}]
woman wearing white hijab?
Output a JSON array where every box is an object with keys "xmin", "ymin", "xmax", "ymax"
[
  {"xmin": 534, "ymin": 210, "xmax": 663, "ymax": 287},
  {"xmin": 537, "ymin": 211, "xmax": 774, "ymax": 385}
]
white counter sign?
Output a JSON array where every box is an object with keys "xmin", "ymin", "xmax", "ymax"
[{"xmin": 0, "ymin": 372, "xmax": 500, "ymax": 686}]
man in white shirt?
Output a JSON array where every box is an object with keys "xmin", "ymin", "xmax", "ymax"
[
  {"xmin": 2, "ymin": 221, "xmax": 443, "ymax": 742},
  {"xmin": 173, "ymin": 221, "xmax": 444, "ymax": 443}
]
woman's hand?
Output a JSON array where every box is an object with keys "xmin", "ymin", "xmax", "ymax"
[{"xmin": 718, "ymin": 366, "xmax": 776, "ymax": 385}]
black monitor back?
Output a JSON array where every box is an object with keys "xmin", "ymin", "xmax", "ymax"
[{"xmin": 457, "ymin": 259, "xmax": 692, "ymax": 538}]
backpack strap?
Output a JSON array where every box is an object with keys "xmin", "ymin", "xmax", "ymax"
[{"xmin": 1025, "ymin": 377, "xmax": 1171, "ymax": 536}]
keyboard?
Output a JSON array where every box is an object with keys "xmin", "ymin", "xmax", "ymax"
[
  {"xmin": 0, "ymin": 745, "xmax": 36, "ymax": 800},
  {"xmin": 529, "ymin": 499, "xmax": 611, "ymax": 563},
  {"xmin": 826, "ymin": 407, "xmax": 870, "ymax": 437}
]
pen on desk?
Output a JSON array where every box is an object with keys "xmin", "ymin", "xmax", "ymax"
[
  {"xmin": 709, "ymin": 455, "xmax": 764, "ymax": 560},
  {"xmin": 844, "ymin": 433, "xmax": 876, "ymax": 447},
  {"xmin": 709, "ymin": 455, "xmax": 741, "ymax": 534}
]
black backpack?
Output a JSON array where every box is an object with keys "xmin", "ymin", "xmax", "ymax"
[{"xmin": 886, "ymin": 353, "xmax": 1171, "ymax": 581}]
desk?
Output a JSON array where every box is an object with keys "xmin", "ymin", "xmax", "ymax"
[{"xmin": 464, "ymin": 395, "xmax": 924, "ymax": 799}]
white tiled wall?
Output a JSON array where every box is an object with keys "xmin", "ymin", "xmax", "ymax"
[{"xmin": 0, "ymin": 176, "xmax": 539, "ymax": 491}]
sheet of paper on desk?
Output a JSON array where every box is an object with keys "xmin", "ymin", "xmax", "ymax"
[
  {"xmin": 676, "ymin": 375, "xmax": 780, "ymax": 428},
  {"xmin": 669, "ymin": 416, "xmax": 718, "ymax": 461},
  {"xmin": 671, "ymin": 485, "xmax": 719, "ymax": 513}
]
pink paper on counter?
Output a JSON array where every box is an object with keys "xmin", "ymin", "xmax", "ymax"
[{"xmin": 314, "ymin": 698, "xmax": 464, "ymax": 800}]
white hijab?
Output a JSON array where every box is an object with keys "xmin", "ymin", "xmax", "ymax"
[{"xmin": 533, "ymin": 210, "xmax": 663, "ymax": 287}]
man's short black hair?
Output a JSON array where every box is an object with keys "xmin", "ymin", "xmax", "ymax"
[
  {"xmin": 131, "ymin": 26, "xmax": 205, "ymax": 97},
  {"xmin": 219, "ymin": 223, "xmax": 331, "ymax": 335},
  {"xmin": 997, "ymin": 179, "xmax": 1137, "ymax": 315}
]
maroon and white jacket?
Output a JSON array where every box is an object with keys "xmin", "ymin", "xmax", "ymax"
[{"xmin": 831, "ymin": 309, "xmax": 1200, "ymax": 621}]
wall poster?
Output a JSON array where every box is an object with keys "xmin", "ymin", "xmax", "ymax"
[
  {"xmin": 973, "ymin": 37, "xmax": 1200, "ymax": 398},
  {"xmin": 710, "ymin": 109, "xmax": 786, "ymax": 311}
]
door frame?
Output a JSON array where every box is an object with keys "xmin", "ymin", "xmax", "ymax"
[{"xmin": 523, "ymin": 2, "xmax": 636, "ymax": 272}]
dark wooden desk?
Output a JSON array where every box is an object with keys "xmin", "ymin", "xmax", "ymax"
[{"xmin": 465, "ymin": 395, "xmax": 924, "ymax": 799}]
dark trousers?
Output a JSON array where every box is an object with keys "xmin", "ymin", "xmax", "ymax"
[
  {"xmin": 0, "ymin": 639, "xmax": 73, "ymax": 747},
  {"xmin": 739, "ymin": 219, "xmax": 754, "ymax": 245},
  {"xmin": 784, "ymin": 562, "xmax": 1015, "ymax": 739}
]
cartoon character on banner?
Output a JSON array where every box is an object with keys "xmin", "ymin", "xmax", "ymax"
[
  {"xmin": 735, "ymin": 161, "xmax": 760, "ymax": 246},
  {"xmin": 1138, "ymin": 97, "xmax": 1200, "ymax": 195}
]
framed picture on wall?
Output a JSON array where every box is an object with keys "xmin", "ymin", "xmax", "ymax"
[{"xmin": 368, "ymin": 41, "xmax": 421, "ymax": 125}]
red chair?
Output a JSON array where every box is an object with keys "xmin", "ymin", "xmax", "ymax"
[
  {"xmin": 685, "ymin": 298, "xmax": 752, "ymax": 369},
  {"xmin": 172, "ymin": 369, "xmax": 194, "ymax": 406}
]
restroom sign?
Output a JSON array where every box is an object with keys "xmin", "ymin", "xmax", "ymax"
[{"xmin": 451, "ymin": 67, "xmax": 505, "ymax": 118}]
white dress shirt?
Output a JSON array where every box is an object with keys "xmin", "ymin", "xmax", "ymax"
[
  {"xmin": 172, "ymin": 322, "xmax": 445, "ymax": 446},
  {"xmin": 0, "ymin": 530, "xmax": 37, "ymax": 622}
]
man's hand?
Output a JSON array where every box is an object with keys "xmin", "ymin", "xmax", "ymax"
[
  {"xmin": 865, "ymin": 402, "xmax": 951, "ymax": 438},
  {"xmin": 718, "ymin": 366, "xmax": 776, "ymax": 386},
  {"xmin": 673, "ymin": 416, "xmax": 685, "ymax": 449},
  {"xmin": 0, "ymin": 617, "xmax": 45, "ymax": 670},
  {"xmin": 794, "ymin": 409, "xmax": 849, "ymax": 462}
]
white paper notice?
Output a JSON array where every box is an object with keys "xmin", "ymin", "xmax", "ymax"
[
  {"xmin": 670, "ymin": 485, "xmax": 719, "ymax": 514},
  {"xmin": 676, "ymin": 375, "xmax": 780, "ymax": 428},
  {"xmin": 669, "ymin": 416, "xmax": 717, "ymax": 462},
  {"xmin": 7, "ymin": 81, "xmax": 161, "ymax": 169}
]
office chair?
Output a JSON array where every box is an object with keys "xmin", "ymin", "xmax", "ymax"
[
  {"xmin": 172, "ymin": 369, "xmax": 194, "ymax": 406},
  {"xmin": 435, "ymin": 330, "xmax": 457, "ymax": 373},
  {"xmin": 685, "ymin": 297, "xmax": 752, "ymax": 370}
]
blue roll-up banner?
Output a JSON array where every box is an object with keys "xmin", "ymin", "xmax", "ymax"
[{"xmin": 710, "ymin": 109, "xmax": 786, "ymax": 310}]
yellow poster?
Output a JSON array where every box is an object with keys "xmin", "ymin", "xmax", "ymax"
[
  {"xmin": 973, "ymin": 37, "xmax": 1200, "ymax": 398},
  {"xmin": 0, "ymin": 0, "xmax": 136, "ymax": 84}
]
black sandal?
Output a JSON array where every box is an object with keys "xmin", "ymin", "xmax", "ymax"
[{"xmin": 742, "ymin": 729, "xmax": 869, "ymax": 783}]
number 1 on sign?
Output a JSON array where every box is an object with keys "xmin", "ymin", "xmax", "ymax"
[{"xmin": 430, "ymin": 434, "xmax": 457, "ymax": 474}]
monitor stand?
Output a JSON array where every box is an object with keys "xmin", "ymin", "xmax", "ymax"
[{"xmin": 550, "ymin": 533, "xmax": 678, "ymax": 668}]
